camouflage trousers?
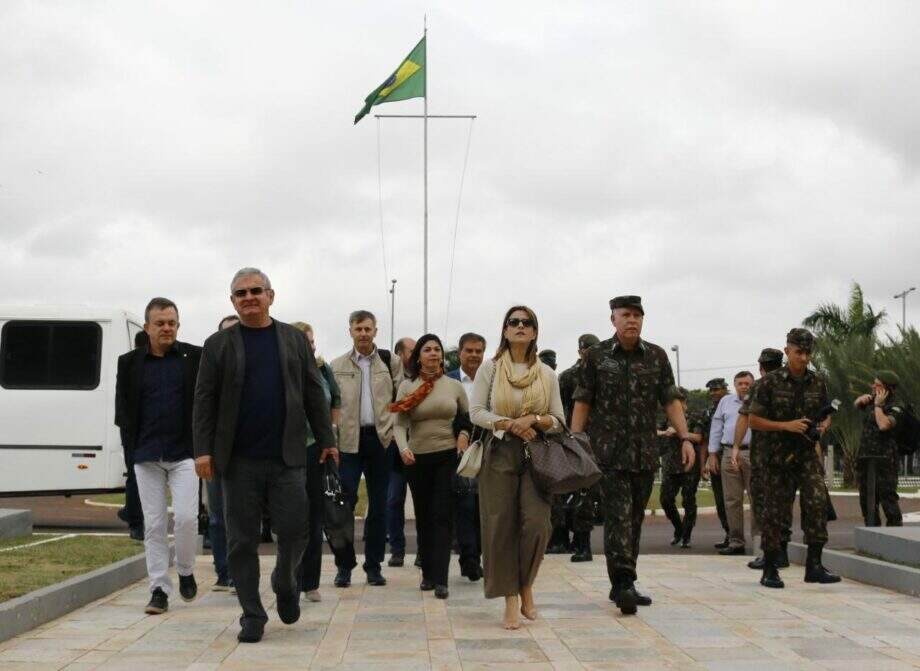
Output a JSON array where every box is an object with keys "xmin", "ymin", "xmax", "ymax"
[
  {"xmin": 658, "ymin": 471, "xmax": 699, "ymax": 540},
  {"xmin": 550, "ymin": 488, "xmax": 597, "ymax": 535},
  {"xmin": 750, "ymin": 444, "xmax": 792, "ymax": 545},
  {"xmin": 761, "ymin": 445, "xmax": 827, "ymax": 554},
  {"xmin": 599, "ymin": 469, "xmax": 654, "ymax": 584},
  {"xmin": 857, "ymin": 456, "xmax": 903, "ymax": 527}
]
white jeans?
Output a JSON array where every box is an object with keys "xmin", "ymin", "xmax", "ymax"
[{"xmin": 134, "ymin": 458, "xmax": 198, "ymax": 594}]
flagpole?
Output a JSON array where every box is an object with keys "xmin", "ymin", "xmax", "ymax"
[{"xmin": 423, "ymin": 16, "xmax": 429, "ymax": 333}]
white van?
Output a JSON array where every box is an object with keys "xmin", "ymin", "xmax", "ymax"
[{"xmin": 0, "ymin": 306, "xmax": 143, "ymax": 497}]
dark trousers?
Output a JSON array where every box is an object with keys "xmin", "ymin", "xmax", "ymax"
[
  {"xmin": 298, "ymin": 444, "xmax": 326, "ymax": 592},
  {"xmin": 659, "ymin": 471, "xmax": 699, "ymax": 541},
  {"xmin": 223, "ymin": 456, "xmax": 307, "ymax": 627},
  {"xmin": 599, "ymin": 469, "xmax": 655, "ymax": 584},
  {"xmin": 206, "ymin": 475, "xmax": 228, "ymax": 581},
  {"xmin": 454, "ymin": 488, "xmax": 481, "ymax": 569},
  {"xmin": 406, "ymin": 449, "xmax": 455, "ymax": 586},
  {"xmin": 386, "ymin": 442, "xmax": 407, "ymax": 555},
  {"xmin": 710, "ymin": 449, "xmax": 729, "ymax": 533},
  {"xmin": 336, "ymin": 427, "xmax": 390, "ymax": 572},
  {"xmin": 121, "ymin": 439, "xmax": 144, "ymax": 528},
  {"xmin": 857, "ymin": 457, "xmax": 903, "ymax": 527}
]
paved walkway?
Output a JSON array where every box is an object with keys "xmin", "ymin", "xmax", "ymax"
[{"xmin": 2, "ymin": 554, "xmax": 920, "ymax": 670}]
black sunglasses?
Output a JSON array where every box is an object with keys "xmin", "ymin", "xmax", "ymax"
[
  {"xmin": 506, "ymin": 317, "xmax": 534, "ymax": 328},
  {"xmin": 232, "ymin": 287, "xmax": 266, "ymax": 298}
]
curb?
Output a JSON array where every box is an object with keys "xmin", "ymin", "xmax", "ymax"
[
  {"xmin": 0, "ymin": 551, "xmax": 147, "ymax": 644},
  {"xmin": 787, "ymin": 541, "xmax": 920, "ymax": 597}
]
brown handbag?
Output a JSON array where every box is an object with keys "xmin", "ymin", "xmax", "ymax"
[{"xmin": 524, "ymin": 429, "xmax": 601, "ymax": 495}]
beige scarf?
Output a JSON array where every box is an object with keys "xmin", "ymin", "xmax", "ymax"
[{"xmin": 492, "ymin": 350, "xmax": 551, "ymax": 418}]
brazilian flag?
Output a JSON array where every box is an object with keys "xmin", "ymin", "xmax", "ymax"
[{"xmin": 354, "ymin": 37, "xmax": 426, "ymax": 124}]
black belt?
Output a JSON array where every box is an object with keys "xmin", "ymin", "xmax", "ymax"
[{"xmin": 721, "ymin": 444, "xmax": 748, "ymax": 450}]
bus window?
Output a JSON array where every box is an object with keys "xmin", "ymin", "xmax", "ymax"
[{"xmin": 0, "ymin": 321, "xmax": 102, "ymax": 390}]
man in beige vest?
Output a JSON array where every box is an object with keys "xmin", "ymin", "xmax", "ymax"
[{"xmin": 330, "ymin": 310, "xmax": 403, "ymax": 587}]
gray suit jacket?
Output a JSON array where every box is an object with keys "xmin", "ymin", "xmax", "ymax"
[{"xmin": 193, "ymin": 319, "xmax": 336, "ymax": 474}]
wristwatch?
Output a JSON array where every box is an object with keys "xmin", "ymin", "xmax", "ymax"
[{"xmin": 535, "ymin": 414, "xmax": 543, "ymax": 424}]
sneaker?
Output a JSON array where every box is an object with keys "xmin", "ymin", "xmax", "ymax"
[
  {"xmin": 303, "ymin": 589, "xmax": 322, "ymax": 602},
  {"xmin": 238, "ymin": 619, "xmax": 264, "ymax": 643},
  {"xmin": 388, "ymin": 553, "xmax": 405, "ymax": 568},
  {"xmin": 334, "ymin": 568, "xmax": 352, "ymax": 588},
  {"xmin": 213, "ymin": 576, "xmax": 233, "ymax": 592},
  {"xmin": 179, "ymin": 574, "xmax": 197, "ymax": 602},
  {"xmin": 145, "ymin": 587, "xmax": 168, "ymax": 614}
]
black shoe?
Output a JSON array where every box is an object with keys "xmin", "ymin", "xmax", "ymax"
[
  {"xmin": 631, "ymin": 585, "xmax": 652, "ymax": 606},
  {"xmin": 117, "ymin": 506, "xmax": 129, "ymax": 523},
  {"xmin": 680, "ymin": 539, "xmax": 691, "ymax": 549},
  {"xmin": 334, "ymin": 569, "xmax": 351, "ymax": 588},
  {"xmin": 546, "ymin": 542, "xmax": 570, "ymax": 554},
  {"xmin": 718, "ymin": 545, "xmax": 746, "ymax": 556},
  {"xmin": 609, "ymin": 584, "xmax": 638, "ymax": 615},
  {"xmin": 238, "ymin": 620, "xmax": 264, "ymax": 643},
  {"xmin": 213, "ymin": 576, "xmax": 233, "ymax": 591},
  {"xmin": 129, "ymin": 525, "xmax": 145, "ymax": 542},
  {"xmin": 260, "ymin": 523, "xmax": 274, "ymax": 544},
  {"xmin": 414, "ymin": 555, "xmax": 423, "ymax": 568},
  {"xmin": 670, "ymin": 532, "xmax": 681, "ymax": 546},
  {"xmin": 276, "ymin": 590, "xmax": 301, "ymax": 624},
  {"xmin": 388, "ymin": 553, "xmax": 405, "ymax": 568},
  {"xmin": 460, "ymin": 560, "xmax": 482, "ymax": 582},
  {"xmin": 145, "ymin": 587, "xmax": 168, "ymax": 614},
  {"xmin": 804, "ymin": 544, "xmax": 841, "ymax": 584},
  {"xmin": 420, "ymin": 579, "xmax": 435, "ymax": 591},
  {"xmin": 366, "ymin": 568, "xmax": 387, "ymax": 586},
  {"xmin": 178, "ymin": 574, "xmax": 197, "ymax": 602},
  {"xmin": 714, "ymin": 534, "xmax": 730, "ymax": 550},
  {"xmin": 570, "ymin": 532, "xmax": 593, "ymax": 562},
  {"xmin": 748, "ymin": 556, "xmax": 765, "ymax": 570},
  {"xmin": 760, "ymin": 553, "xmax": 784, "ymax": 589},
  {"xmin": 777, "ymin": 542, "xmax": 790, "ymax": 568},
  {"xmin": 434, "ymin": 585, "xmax": 449, "ymax": 599}
]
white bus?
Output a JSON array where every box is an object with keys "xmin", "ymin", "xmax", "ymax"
[{"xmin": 0, "ymin": 306, "xmax": 142, "ymax": 497}]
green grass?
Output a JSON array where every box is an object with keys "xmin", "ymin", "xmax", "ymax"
[
  {"xmin": 87, "ymin": 493, "xmax": 127, "ymax": 505},
  {"xmin": 0, "ymin": 535, "xmax": 142, "ymax": 603}
]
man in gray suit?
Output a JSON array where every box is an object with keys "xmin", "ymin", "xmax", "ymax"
[{"xmin": 194, "ymin": 267, "xmax": 336, "ymax": 644}]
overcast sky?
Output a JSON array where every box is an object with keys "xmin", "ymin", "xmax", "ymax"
[{"xmin": 2, "ymin": 1, "xmax": 919, "ymax": 387}]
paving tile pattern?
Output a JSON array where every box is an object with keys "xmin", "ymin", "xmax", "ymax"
[{"xmin": 2, "ymin": 554, "xmax": 920, "ymax": 670}]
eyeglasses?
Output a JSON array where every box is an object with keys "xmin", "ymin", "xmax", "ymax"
[
  {"xmin": 506, "ymin": 318, "xmax": 534, "ymax": 328},
  {"xmin": 232, "ymin": 287, "xmax": 266, "ymax": 298}
]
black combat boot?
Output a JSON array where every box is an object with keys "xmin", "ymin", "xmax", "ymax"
[
  {"xmin": 747, "ymin": 555, "xmax": 765, "ymax": 570},
  {"xmin": 609, "ymin": 580, "xmax": 638, "ymax": 615},
  {"xmin": 546, "ymin": 527, "xmax": 570, "ymax": 554},
  {"xmin": 777, "ymin": 541, "xmax": 790, "ymax": 568},
  {"xmin": 759, "ymin": 551, "xmax": 784, "ymax": 589},
  {"xmin": 570, "ymin": 532, "xmax": 593, "ymax": 562},
  {"xmin": 803, "ymin": 544, "xmax": 841, "ymax": 584}
]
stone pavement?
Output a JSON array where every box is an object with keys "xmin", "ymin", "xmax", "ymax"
[{"xmin": 2, "ymin": 553, "xmax": 920, "ymax": 671}]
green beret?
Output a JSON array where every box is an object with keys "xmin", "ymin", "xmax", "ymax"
[
  {"xmin": 786, "ymin": 328, "xmax": 816, "ymax": 352},
  {"xmin": 758, "ymin": 348, "xmax": 784, "ymax": 365},
  {"xmin": 876, "ymin": 370, "xmax": 900, "ymax": 387},
  {"xmin": 609, "ymin": 295, "xmax": 644, "ymax": 314},
  {"xmin": 578, "ymin": 334, "xmax": 600, "ymax": 350}
]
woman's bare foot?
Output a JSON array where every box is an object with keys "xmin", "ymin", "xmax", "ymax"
[
  {"xmin": 520, "ymin": 585, "xmax": 537, "ymax": 620},
  {"xmin": 503, "ymin": 596, "xmax": 521, "ymax": 630}
]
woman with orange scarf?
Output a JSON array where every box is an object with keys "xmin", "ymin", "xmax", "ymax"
[
  {"xmin": 470, "ymin": 306, "xmax": 566, "ymax": 629},
  {"xmin": 391, "ymin": 334, "xmax": 471, "ymax": 599}
]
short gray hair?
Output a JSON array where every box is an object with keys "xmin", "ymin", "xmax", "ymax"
[{"xmin": 231, "ymin": 267, "xmax": 272, "ymax": 292}]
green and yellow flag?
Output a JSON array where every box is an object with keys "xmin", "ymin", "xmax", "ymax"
[{"xmin": 354, "ymin": 36, "xmax": 426, "ymax": 124}]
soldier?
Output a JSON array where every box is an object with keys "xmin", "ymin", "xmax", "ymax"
[
  {"xmin": 657, "ymin": 388, "xmax": 705, "ymax": 548},
  {"xmin": 702, "ymin": 378, "xmax": 731, "ymax": 549},
  {"xmin": 733, "ymin": 348, "xmax": 791, "ymax": 570},
  {"xmin": 552, "ymin": 334, "xmax": 601, "ymax": 561},
  {"xmin": 572, "ymin": 296, "xmax": 695, "ymax": 615},
  {"xmin": 749, "ymin": 328, "xmax": 840, "ymax": 588},
  {"xmin": 854, "ymin": 370, "xmax": 904, "ymax": 527},
  {"xmin": 538, "ymin": 349, "xmax": 558, "ymax": 371}
]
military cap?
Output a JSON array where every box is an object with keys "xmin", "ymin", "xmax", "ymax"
[
  {"xmin": 757, "ymin": 348, "xmax": 784, "ymax": 365},
  {"xmin": 578, "ymin": 333, "xmax": 600, "ymax": 350},
  {"xmin": 786, "ymin": 327, "xmax": 816, "ymax": 352},
  {"xmin": 609, "ymin": 295, "xmax": 644, "ymax": 314},
  {"xmin": 538, "ymin": 349, "xmax": 557, "ymax": 369},
  {"xmin": 705, "ymin": 377, "xmax": 728, "ymax": 390},
  {"xmin": 876, "ymin": 370, "xmax": 900, "ymax": 387}
]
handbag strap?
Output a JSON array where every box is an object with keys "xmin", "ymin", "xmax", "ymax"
[{"xmin": 470, "ymin": 363, "xmax": 498, "ymax": 443}]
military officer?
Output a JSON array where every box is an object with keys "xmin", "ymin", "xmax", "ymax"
[
  {"xmin": 702, "ymin": 378, "xmax": 731, "ymax": 549},
  {"xmin": 749, "ymin": 328, "xmax": 840, "ymax": 588},
  {"xmin": 571, "ymin": 296, "xmax": 695, "ymax": 615},
  {"xmin": 657, "ymin": 388, "xmax": 705, "ymax": 548}
]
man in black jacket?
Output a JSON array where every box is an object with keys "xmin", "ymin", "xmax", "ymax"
[
  {"xmin": 115, "ymin": 297, "xmax": 202, "ymax": 616},
  {"xmin": 193, "ymin": 267, "xmax": 336, "ymax": 644}
]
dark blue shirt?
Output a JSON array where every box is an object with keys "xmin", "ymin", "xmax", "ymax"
[
  {"xmin": 233, "ymin": 322, "xmax": 286, "ymax": 460},
  {"xmin": 135, "ymin": 344, "xmax": 186, "ymax": 464}
]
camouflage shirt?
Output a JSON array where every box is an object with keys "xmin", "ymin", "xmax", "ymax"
[
  {"xmin": 739, "ymin": 378, "xmax": 763, "ymax": 449},
  {"xmin": 573, "ymin": 335, "xmax": 681, "ymax": 471},
  {"xmin": 659, "ymin": 411, "xmax": 705, "ymax": 475},
  {"xmin": 858, "ymin": 397, "xmax": 903, "ymax": 459},
  {"xmin": 558, "ymin": 361, "xmax": 581, "ymax": 425},
  {"xmin": 748, "ymin": 366, "xmax": 829, "ymax": 451}
]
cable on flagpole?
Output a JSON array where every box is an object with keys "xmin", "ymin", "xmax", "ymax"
[{"xmin": 443, "ymin": 117, "xmax": 475, "ymax": 339}]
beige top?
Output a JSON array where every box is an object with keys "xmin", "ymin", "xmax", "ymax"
[
  {"xmin": 470, "ymin": 359, "xmax": 565, "ymax": 438},
  {"xmin": 330, "ymin": 348, "xmax": 403, "ymax": 454},
  {"xmin": 393, "ymin": 376, "xmax": 470, "ymax": 455}
]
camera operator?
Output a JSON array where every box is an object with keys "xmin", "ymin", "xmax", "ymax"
[{"xmin": 854, "ymin": 371, "xmax": 904, "ymax": 527}]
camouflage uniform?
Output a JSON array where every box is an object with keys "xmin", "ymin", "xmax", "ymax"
[
  {"xmin": 658, "ymin": 410, "xmax": 705, "ymax": 543},
  {"xmin": 749, "ymin": 366, "xmax": 830, "ymax": 556},
  {"xmin": 856, "ymin": 395, "xmax": 903, "ymax": 526},
  {"xmin": 574, "ymin": 335, "xmax": 681, "ymax": 584},
  {"xmin": 559, "ymin": 360, "xmax": 599, "ymax": 536}
]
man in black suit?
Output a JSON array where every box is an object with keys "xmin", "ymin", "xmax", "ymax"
[
  {"xmin": 115, "ymin": 297, "xmax": 202, "ymax": 616},
  {"xmin": 193, "ymin": 267, "xmax": 336, "ymax": 644},
  {"xmin": 115, "ymin": 330, "xmax": 149, "ymax": 541}
]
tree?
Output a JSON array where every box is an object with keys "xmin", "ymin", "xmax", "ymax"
[{"xmin": 803, "ymin": 282, "xmax": 886, "ymax": 342}]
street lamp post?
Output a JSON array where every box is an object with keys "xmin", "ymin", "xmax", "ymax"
[
  {"xmin": 894, "ymin": 286, "xmax": 916, "ymax": 332},
  {"xmin": 670, "ymin": 345, "xmax": 681, "ymax": 387},
  {"xmin": 389, "ymin": 279, "xmax": 397, "ymax": 351}
]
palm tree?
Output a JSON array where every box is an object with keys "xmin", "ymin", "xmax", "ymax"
[{"xmin": 803, "ymin": 282, "xmax": 886, "ymax": 342}]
